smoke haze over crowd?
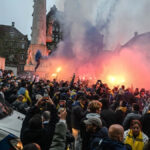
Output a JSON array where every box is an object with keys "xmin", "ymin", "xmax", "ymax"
[{"xmin": 43, "ymin": 0, "xmax": 150, "ymax": 89}]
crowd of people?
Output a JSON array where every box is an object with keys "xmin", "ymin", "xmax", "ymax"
[{"xmin": 1, "ymin": 69, "xmax": 150, "ymax": 150}]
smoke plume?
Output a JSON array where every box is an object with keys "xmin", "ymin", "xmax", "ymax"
[{"xmin": 44, "ymin": 0, "xmax": 150, "ymax": 89}]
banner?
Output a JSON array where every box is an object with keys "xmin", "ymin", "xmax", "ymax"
[{"xmin": 0, "ymin": 57, "xmax": 5, "ymax": 70}]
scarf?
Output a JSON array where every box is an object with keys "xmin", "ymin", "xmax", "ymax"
[
  {"xmin": 124, "ymin": 129, "xmax": 144, "ymax": 150},
  {"xmin": 119, "ymin": 106, "xmax": 127, "ymax": 113}
]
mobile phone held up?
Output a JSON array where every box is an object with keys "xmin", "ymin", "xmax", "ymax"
[{"xmin": 59, "ymin": 100, "xmax": 66, "ymax": 108}]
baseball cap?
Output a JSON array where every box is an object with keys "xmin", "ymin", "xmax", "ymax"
[{"xmin": 84, "ymin": 117, "xmax": 102, "ymax": 128}]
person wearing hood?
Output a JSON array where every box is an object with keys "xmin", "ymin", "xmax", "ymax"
[
  {"xmin": 21, "ymin": 96, "xmax": 59, "ymax": 150},
  {"xmin": 17, "ymin": 81, "xmax": 32, "ymax": 106},
  {"xmin": 80, "ymin": 100, "xmax": 108, "ymax": 150}
]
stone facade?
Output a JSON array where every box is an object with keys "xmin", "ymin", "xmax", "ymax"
[
  {"xmin": 46, "ymin": 5, "xmax": 63, "ymax": 52},
  {"xmin": 0, "ymin": 22, "xmax": 29, "ymax": 74},
  {"xmin": 31, "ymin": 0, "xmax": 46, "ymax": 45}
]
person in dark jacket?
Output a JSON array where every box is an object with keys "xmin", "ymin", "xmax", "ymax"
[
  {"xmin": 21, "ymin": 97, "xmax": 59, "ymax": 150},
  {"xmin": 84, "ymin": 117, "xmax": 108, "ymax": 150},
  {"xmin": 100, "ymin": 98, "xmax": 116, "ymax": 128},
  {"xmin": 95, "ymin": 124, "xmax": 131, "ymax": 150},
  {"xmin": 80, "ymin": 100, "xmax": 107, "ymax": 150},
  {"xmin": 71, "ymin": 96, "xmax": 87, "ymax": 130},
  {"xmin": 35, "ymin": 50, "xmax": 42, "ymax": 72},
  {"xmin": 23, "ymin": 143, "xmax": 41, "ymax": 150},
  {"xmin": 140, "ymin": 105, "xmax": 150, "ymax": 138},
  {"xmin": 71, "ymin": 96, "xmax": 87, "ymax": 132},
  {"xmin": 0, "ymin": 84, "xmax": 7, "ymax": 103},
  {"xmin": 71, "ymin": 96, "xmax": 87, "ymax": 150}
]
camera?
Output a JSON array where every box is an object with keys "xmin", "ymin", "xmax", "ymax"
[
  {"xmin": 59, "ymin": 100, "xmax": 66, "ymax": 108},
  {"xmin": 42, "ymin": 97, "xmax": 49, "ymax": 102}
]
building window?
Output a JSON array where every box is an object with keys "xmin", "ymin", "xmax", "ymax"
[
  {"xmin": 9, "ymin": 54, "xmax": 14, "ymax": 62},
  {"xmin": 21, "ymin": 54, "xmax": 24, "ymax": 60},
  {"xmin": 21, "ymin": 65, "xmax": 24, "ymax": 71},
  {"xmin": 10, "ymin": 31, "xmax": 14, "ymax": 38},
  {"xmin": 21, "ymin": 43, "xmax": 25, "ymax": 49},
  {"xmin": 55, "ymin": 27, "xmax": 59, "ymax": 32},
  {"xmin": 17, "ymin": 43, "xmax": 20, "ymax": 48},
  {"xmin": 52, "ymin": 26, "xmax": 55, "ymax": 32}
]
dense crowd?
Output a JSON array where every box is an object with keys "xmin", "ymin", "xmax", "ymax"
[{"xmin": 0, "ymin": 69, "xmax": 150, "ymax": 150}]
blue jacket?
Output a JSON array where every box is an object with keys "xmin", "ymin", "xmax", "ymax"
[
  {"xmin": 35, "ymin": 50, "xmax": 42, "ymax": 62},
  {"xmin": 89, "ymin": 127, "xmax": 108, "ymax": 150},
  {"xmin": 17, "ymin": 87, "xmax": 26, "ymax": 96},
  {"xmin": 91, "ymin": 138, "xmax": 131, "ymax": 150}
]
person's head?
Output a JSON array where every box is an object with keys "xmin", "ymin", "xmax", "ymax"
[
  {"xmin": 88, "ymin": 100, "xmax": 102, "ymax": 113},
  {"xmin": 42, "ymin": 111, "xmax": 50, "ymax": 122},
  {"xmin": 0, "ymin": 84, "xmax": 7, "ymax": 92},
  {"xmin": 17, "ymin": 95, "xmax": 24, "ymax": 101},
  {"xmin": 108, "ymin": 124, "xmax": 124, "ymax": 142},
  {"xmin": 100, "ymin": 99, "xmax": 109, "ymax": 110},
  {"xmin": 23, "ymin": 143, "xmax": 41, "ymax": 150},
  {"xmin": 79, "ymin": 96, "xmax": 87, "ymax": 105},
  {"xmin": 29, "ymin": 114, "xmax": 42, "ymax": 130},
  {"xmin": 132, "ymin": 103, "xmax": 139, "ymax": 112},
  {"xmin": 119, "ymin": 100, "xmax": 127, "ymax": 107},
  {"xmin": 130, "ymin": 120, "xmax": 142, "ymax": 137},
  {"xmin": 21, "ymin": 81, "xmax": 27, "ymax": 88},
  {"xmin": 84, "ymin": 117, "xmax": 102, "ymax": 133},
  {"xmin": 121, "ymin": 85, "xmax": 125, "ymax": 90}
]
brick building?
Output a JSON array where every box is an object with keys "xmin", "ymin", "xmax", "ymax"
[{"xmin": 0, "ymin": 22, "xmax": 29, "ymax": 74}]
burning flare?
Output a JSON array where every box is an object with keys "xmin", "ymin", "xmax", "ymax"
[
  {"xmin": 107, "ymin": 75, "xmax": 125, "ymax": 87},
  {"xmin": 56, "ymin": 67, "xmax": 62, "ymax": 73}
]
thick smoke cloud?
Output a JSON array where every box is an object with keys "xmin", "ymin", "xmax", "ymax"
[
  {"xmin": 106, "ymin": 0, "xmax": 150, "ymax": 50},
  {"xmin": 45, "ymin": 0, "xmax": 150, "ymax": 89},
  {"xmin": 96, "ymin": 0, "xmax": 119, "ymax": 45}
]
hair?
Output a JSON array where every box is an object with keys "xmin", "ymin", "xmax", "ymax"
[
  {"xmin": 100, "ymin": 98, "xmax": 109, "ymax": 110},
  {"xmin": 29, "ymin": 114, "xmax": 42, "ymax": 129},
  {"xmin": 21, "ymin": 81, "xmax": 26, "ymax": 87},
  {"xmin": 78, "ymin": 96, "xmax": 87, "ymax": 101},
  {"xmin": 88, "ymin": 100, "xmax": 102, "ymax": 113},
  {"xmin": 23, "ymin": 143, "xmax": 41, "ymax": 150},
  {"xmin": 130, "ymin": 119, "xmax": 142, "ymax": 129},
  {"xmin": 132, "ymin": 103, "xmax": 139, "ymax": 111},
  {"xmin": 120, "ymin": 100, "xmax": 127, "ymax": 107},
  {"xmin": 42, "ymin": 111, "xmax": 50, "ymax": 121},
  {"xmin": 0, "ymin": 84, "xmax": 7, "ymax": 91}
]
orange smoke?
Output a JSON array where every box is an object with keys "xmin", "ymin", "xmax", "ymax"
[
  {"xmin": 38, "ymin": 47, "xmax": 150, "ymax": 89},
  {"xmin": 100, "ymin": 48, "xmax": 150, "ymax": 89}
]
